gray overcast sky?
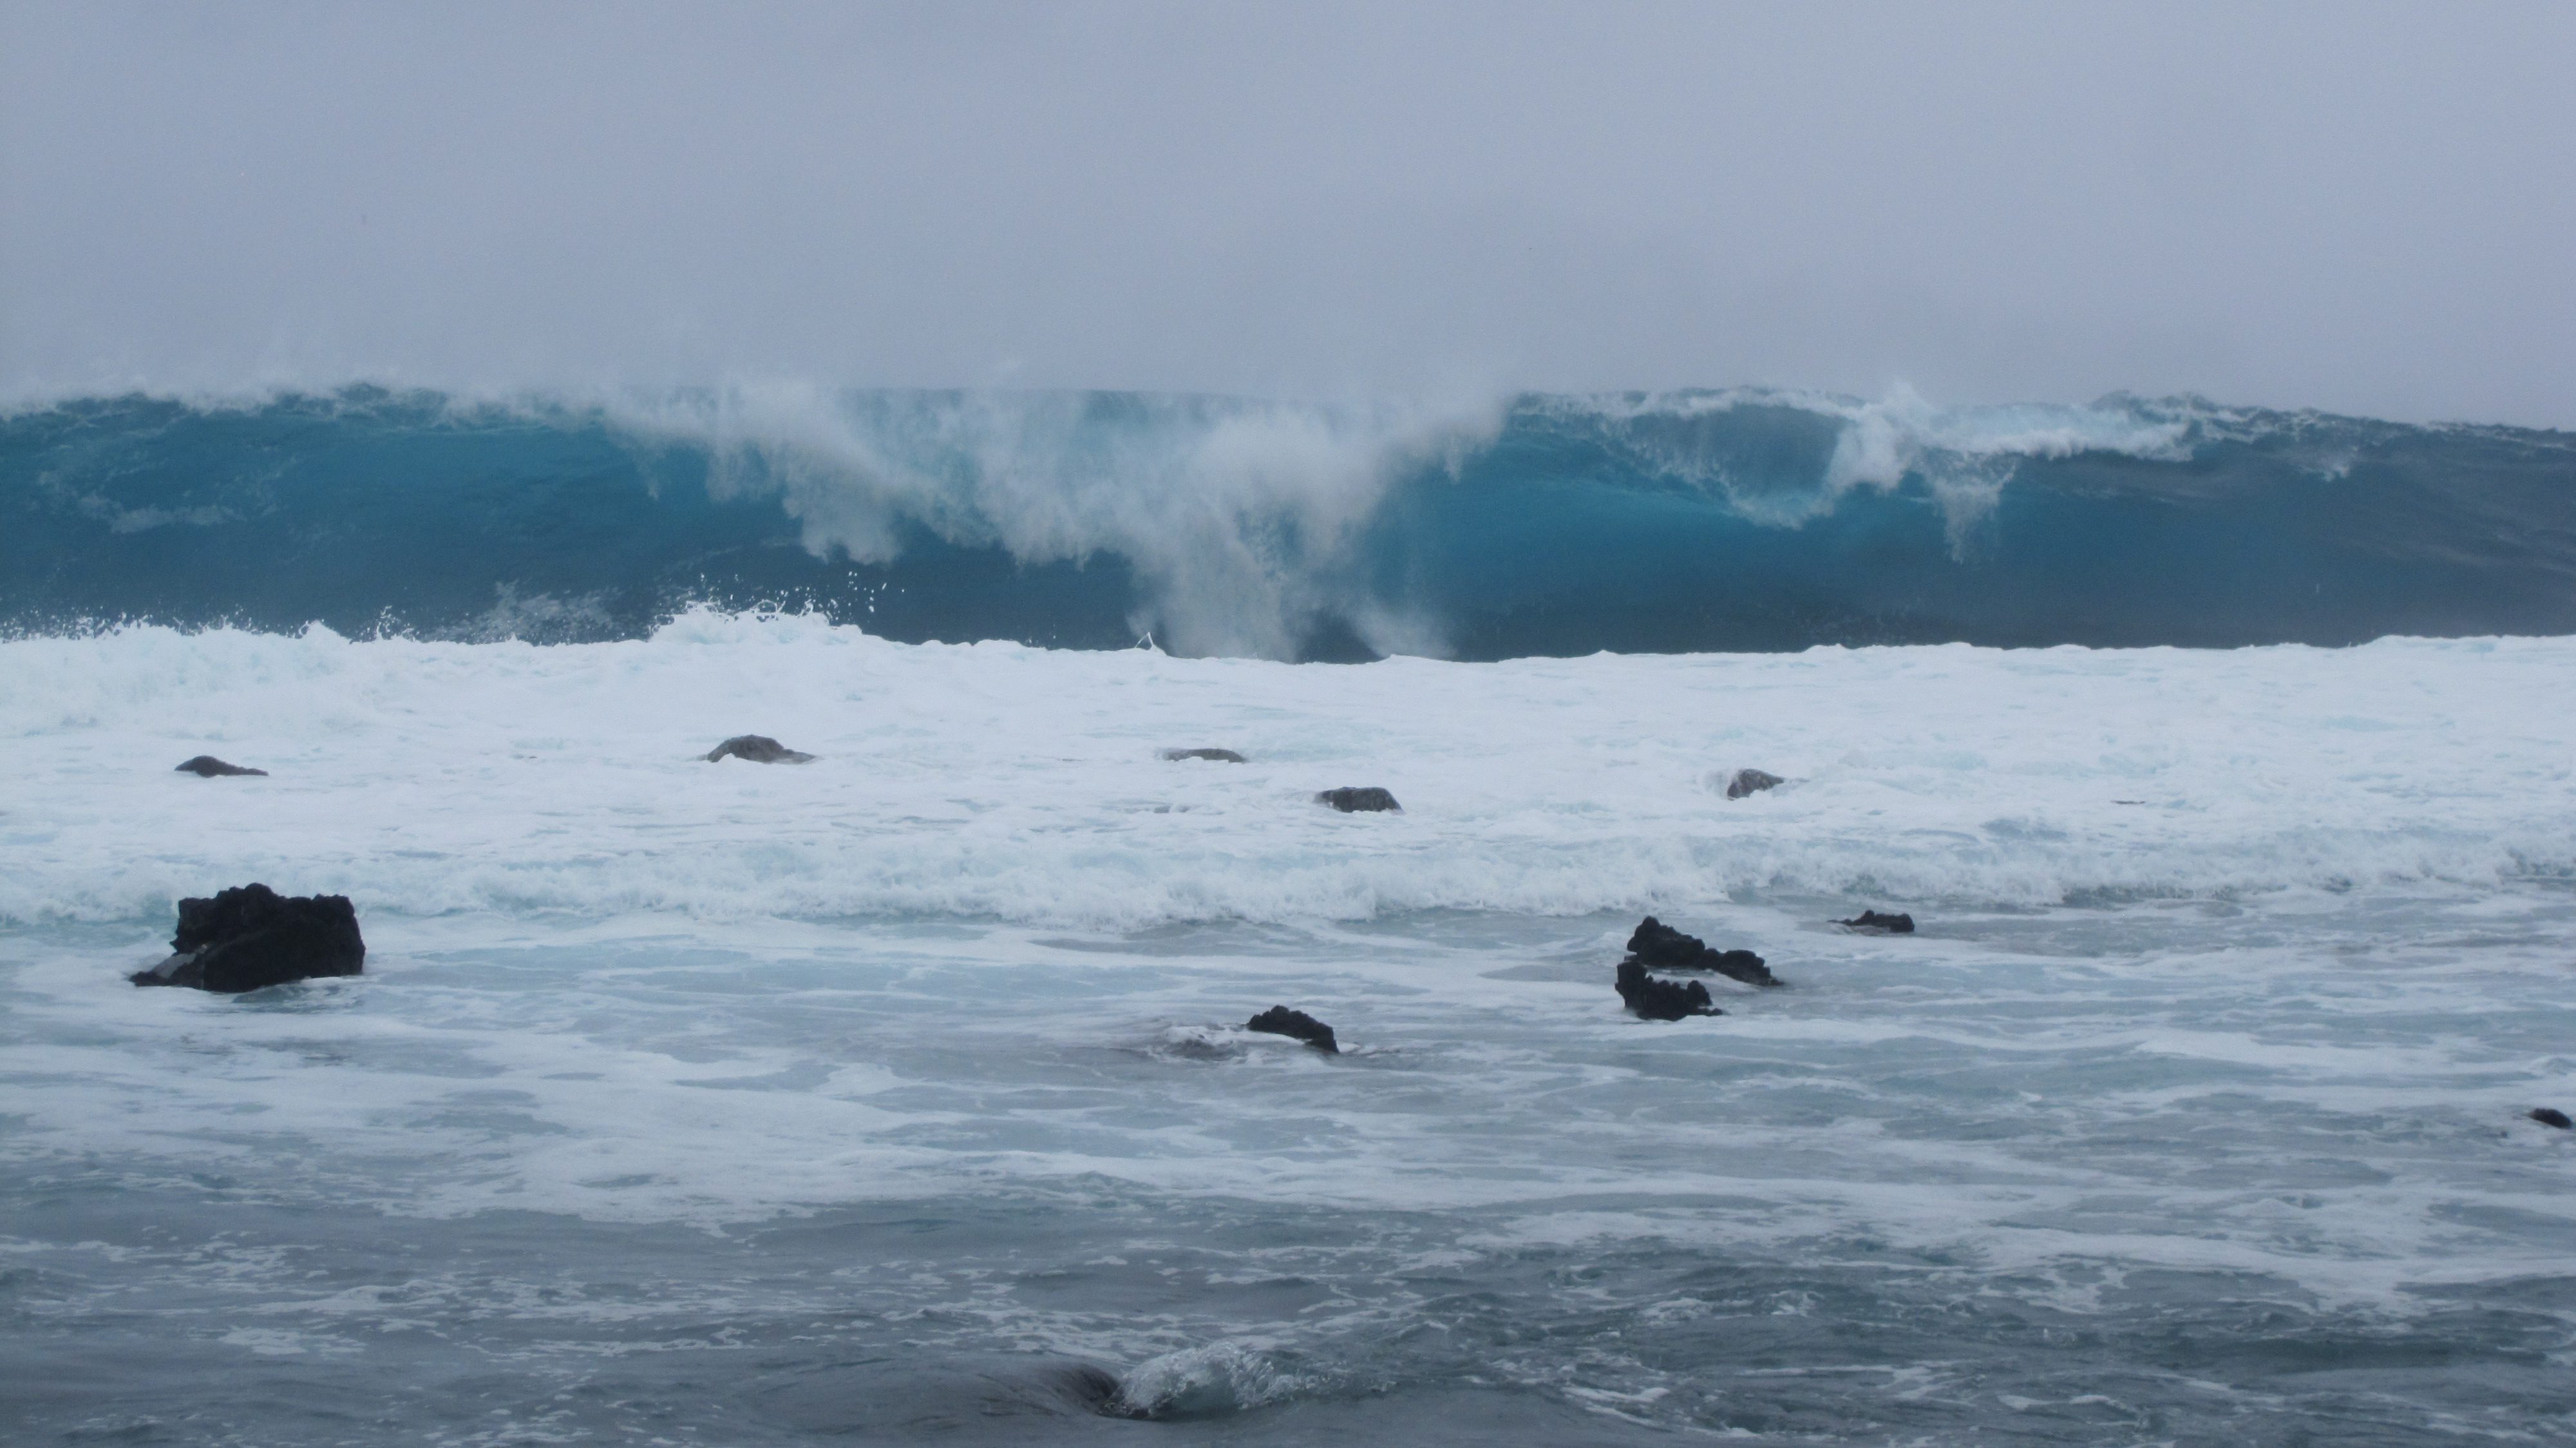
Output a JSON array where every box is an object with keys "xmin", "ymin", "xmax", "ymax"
[{"xmin": 4, "ymin": 1, "xmax": 2571, "ymax": 424}]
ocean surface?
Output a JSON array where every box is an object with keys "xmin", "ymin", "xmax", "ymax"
[
  {"xmin": 9, "ymin": 386, "xmax": 2576, "ymax": 659},
  {"xmin": 4, "ymin": 387, "xmax": 2575, "ymax": 1445}
]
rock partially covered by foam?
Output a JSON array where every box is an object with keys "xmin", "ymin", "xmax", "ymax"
[
  {"xmin": 1627, "ymin": 915, "xmax": 1780, "ymax": 987},
  {"xmin": 1615, "ymin": 958, "xmax": 1721, "ymax": 1020},
  {"xmin": 1108, "ymin": 1342, "xmax": 1293, "ymax": 1420},
  {"xmin": 1245, "ymin": 1005, "xmax": 1339, "ymax": 1053},
  {"xmin": 175, "ymin": 756, "xmax": 265, "ymax": 777},
  {"xmin": 705, "ymin": 735, "xmax": 813, "ymax": 764},
  {"xmin": 131, "ymin": 883, "xmax": 365, "ymax": 993},
  {"xmin": 1163, "ymin": 748, "xmax": 1247, "ymax": 763},
  {"xmin": 1316, "ymin": 786, "xmax": 1401, "ymax": 813},
  {"xmin": 2533, "ymin": 1108, "xmax": 2573, "ymax": 1130},
  {"xmin": 1725, "ymin": 768, "xmax": 1783, "ymax": 799},
  {"xmin": 1839, "ymin": 910, "xmax": 1915, "ymax": 934}
]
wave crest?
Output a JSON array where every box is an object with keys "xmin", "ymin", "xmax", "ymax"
[
  {"xmin": 5, "ymin": 383, "xmax": 2573, "ymax": 657},
  {"xmin": 588, "ymin": 384, "xmax": 1501, "ymax": 658}
]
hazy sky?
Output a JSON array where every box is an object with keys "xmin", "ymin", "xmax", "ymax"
[{"xmin": 5, "ymin": 1, "xmax": 2571, "ymax": 423}]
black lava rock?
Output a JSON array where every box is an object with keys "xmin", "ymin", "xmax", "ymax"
[
  {"xmin": 1615, "ymin": 958, "xmax": 1721, "ymax": 1020},
  {"xmin": 705, "ymin": 735, "xmax": 814, "ymax": 763},
  {"xmin": 1626, "ymin": 915, "xmax": 1779, "ymax": 987},
  {"xmin": 1839, "ymin": 910, "xmax": 1915, "ymax": 934},
  {"xmin": 1316, "ymin": 786, "xmax": 1401, "ymax": 813},
  {"xmin": 175, "ymin": 756, "xmax": 265, "ymax": 777},
  {"xmin": 1725, "ymin": 768, "xmax": 1783, "ymax": 799},
  {"xmin": 2533, "ymin": 1108, "xmax": 2573, "ymax": 1130},
  {"xmin": 131, "ymin": 884, "xmax": 365, "ymax": 993},
  {"xmin": 1245, "ymin": 1005, "xmax": 1340, "ymax": 1053},
  {"xmin": 1162, "ymin": 748, "xmax": 1248, "ymax": 763}
]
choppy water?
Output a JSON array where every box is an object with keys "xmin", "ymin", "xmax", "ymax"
[{"xmin": 3, "ymin": 620, "xmax": 2574, "ymax": 1443}]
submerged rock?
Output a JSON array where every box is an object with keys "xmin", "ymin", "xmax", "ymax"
[
  {"xmin": 1162, "ymin": 748, "xmax": 1247, "ymax": 763},
  {"xmin": 1108, "ymin": 1341, "xmax": 1290, "ymax": 1420},
  {"xmin": 1245, "ymin": 1005, "xmax": 1340, "ymax": 1053},
  {"xmin": 1316, "ymin": 786, "xmax": 1401, "ymax": 813},
  {"xmin": 2533, "ymin": 1108, "xmax": 2573, "ymax": 1130},
  {"xmin": 1626, "ymin": 915, "xmax": 1780, "ymax": 987},
  {"xmin": 175, "ymin": 756, "xmax": 265, "ymax": 777},
  {"xmin": 1839, "ymin": 910, "xmax": 1916, "ymax": 934},
  {"xmin": 705, "ymin": 735, "xmax": 813, "ymax": 764},
  {"xmin": 1052, "ymin": 1364, "xmax": 1146, "ymax": 1419},
  {"xmin": 131, "ymin": 883, "xmax": 365, "ymax": 993},
  {"xmin": 1725, "ymin": 768, "xmax": 1784, "ymax": 799},
  {"xmin": 1615, "ymin": 958, "xmax": 1721, "ymax": 1020}
]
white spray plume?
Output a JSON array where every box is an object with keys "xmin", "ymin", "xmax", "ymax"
[{"xmin": 590, "ymin": 383, "xmax": 1505, "ymax": 659}]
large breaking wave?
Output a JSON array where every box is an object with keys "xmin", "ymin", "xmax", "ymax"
[{"xmin": 6, "ymin": 385, "xmax": 2572, "ymax": 657}]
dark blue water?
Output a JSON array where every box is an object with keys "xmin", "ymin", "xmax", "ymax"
[{"xmin": 7, "ymin": 387, "xmax": 2571, "ymax": 658}]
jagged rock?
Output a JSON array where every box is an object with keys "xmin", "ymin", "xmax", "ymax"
[
  {"xmin": 1839, "ymin": 910, "xmax": 1915, "ymax": 934},
  {"xmin": 2534, "ymin": 1108, "xmax": 2573, "ymax": 1130},
  {"xmin": 175, "ymin": 756, "xmax": 265, "ymax": 777},
  {"xmin": 1615, "ymin": 959, "xmax": 1721, "ymax": 1020},
  {"xmin": 1725, "ymin": 768, "xmax": 1784, "ymax": 799},
  {"xmin": 705, "ymin": 735, "xmax": 813, "ymax": 764},
  {"xmin": 130, "ymin": 884, "xmax": 365, "ymax": 993},
  {"xmin": 1163, "ymin": 748, "xmax": 1247, "ymax": 763},
  {"xmin": 1245, "ymin": 1005, "xmax": 1340, "ymax": 1053},
  {"xmin": 1316, "ymin": 786, "xmax": 1401, "ymax": 813},
  {"xmin": 1626, "ymin": 915, "xmax": 1780, "ymax": 987}
]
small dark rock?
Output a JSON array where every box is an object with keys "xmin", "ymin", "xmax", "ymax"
[
  {"xmin": 1725, "ymin": 768, "xmax": 1783, "ymax": 799},
  {"xmin": 1839, "ymin": 910, "xmax": 1915, "ymax": 934},
  {"xmin": 2533, "ymin": 1108, "xmax": 2573, "ymax": 1130},
  {"xmin": 1615, "ymin": 959, "xmax": 1721, "ymax": 1020},
  {"xmin": 176, "ymin": 756, "xmax": 265, "ymax": 777},
  {"xmin": 1162, "ymin": 748, "xmax": 1247, "ymax": 763},
  {"xmin": 705, "ymin": 735, "xmax": 813, "ymax": 764},
  {"xmin": 1626, "ymin": 915, "xmax": 1779, "ymax": 987},
  {"xmin": 1245, "ymin": 1005, "xmax": 1340, "ymax": 1053},
  {"xmin": 1316, "ymin": 786, "xmax": 1401, "ymax": 813},
  {"xmin": 131, "ymin": 883, "xmax": 365, "ymax": 993}
]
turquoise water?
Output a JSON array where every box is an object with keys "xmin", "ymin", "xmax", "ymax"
[{"xmin": 9, "ymin": 386, "xmax": 2573, "ymax": 658}]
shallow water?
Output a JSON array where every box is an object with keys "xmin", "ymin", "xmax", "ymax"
[
  {"xmin": 5, "ymin": 622, "xmax": 2575, "ymax": 1443},
  {"xmin": 7, "ymin": 897, "xmax": 2574, "ymax": 1445}
]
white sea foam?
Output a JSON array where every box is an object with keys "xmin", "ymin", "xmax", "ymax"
[
  {"xmin": 2, "ymin": 611, "xmax": 2570, "ymax": 929},
  {"xmin": 4, "ymin": 618, "xmax": 2573, "ymax": 1353},
  {"xmin": 1113, "ymin": 1340, "xmax": 1302, "ymax": 1418}
]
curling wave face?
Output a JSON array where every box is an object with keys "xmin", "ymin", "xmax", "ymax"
[{"xmin": 6, "ymin": 384, "xmax": 2573, "ymax": 658}]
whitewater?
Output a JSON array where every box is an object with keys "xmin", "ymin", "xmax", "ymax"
[{"xmin": 5, "ymin": 388, "xmax": 2575, "ymax": 1445}]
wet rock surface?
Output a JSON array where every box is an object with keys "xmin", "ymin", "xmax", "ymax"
[
  {"xmin": 131, "ymin": 883, "xmax": 365, "ymax": 993},
  {"xmin": 2533, "ymin": 1108, "xmax": 2573, "ymax": 1130},
  {"xmin": 1627, "ymin": 915, "xmax": 1779, "ymax": 987},
  {"xmin": 1162, "ymin": 748, "xmax": 1247, "ymax": 763},
  {"xmin": 1615, "ymin": 958, "xmax": 1721, "ymax": 1020},
  {"xmin": 705, "ymin": 735, "xmax": 813, "ymax": 764},
  {"xmin": 1839, "ymin": 910, "xmax": 1915, "ymax": 934},
  {"xmin": 1316, "ymin": 786, "xmax": 1401, "ymax": 813},
  {"xmin": 1245, "ymin": 1005, "xmax": 1340, "ymax": 1053},
  {"xmin": 1725, "ymin": 768, "xmax": 1783, "ymax": 799}
]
